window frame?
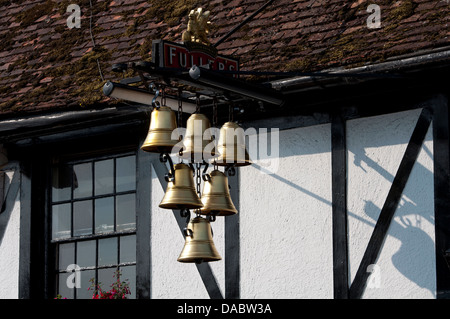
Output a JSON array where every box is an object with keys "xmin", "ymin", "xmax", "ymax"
[
  {"xmin": 17, "ymin": 134, "xmax": 152, "ymax": 299},
  {"xmin": 50, "ymin": 152, "xmax": 138, "ymax": 299}
]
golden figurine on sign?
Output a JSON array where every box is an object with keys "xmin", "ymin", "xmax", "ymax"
[{"xmin": 182, "ymin": 8, "xmax": 211, "ymax": 45}]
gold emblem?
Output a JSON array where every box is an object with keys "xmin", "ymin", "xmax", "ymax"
[{"xmin": 182, "ymin": 8, "xmax": 211, "ymax": 46}]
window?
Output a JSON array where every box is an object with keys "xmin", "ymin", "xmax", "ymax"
[{"xmin": 51, "ymin": 153, "xmax": 137, "ymax": 299}]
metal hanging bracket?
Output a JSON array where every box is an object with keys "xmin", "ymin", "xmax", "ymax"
[{"xmin": 160, "ymin": 153, "xmax": 175, "ymax": 182}]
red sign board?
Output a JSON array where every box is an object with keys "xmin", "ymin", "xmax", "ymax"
[{"xmin": 152, "ymin": 40, "xmax": 239, "ymax": 73}]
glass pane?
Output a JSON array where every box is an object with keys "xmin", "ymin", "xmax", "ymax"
[
  {"xmin": 116, "ymin": 156, "xmax": 136, "ymax": 192},
  {"xmin": 58, "ymin": 243, "xmax": 75, "ymax": 271},
  {"xmin": 116, "ymin": 194, "xmax": 136, "ymax": 231},
  {"xmin": 78, "ymin": 269, "xmax": 95, "ymax": 299},
  {"xmin": 73, "ymin": 163, "xmax": 92, "ymax": 199},
  {"xmin": 98, "ymin": 237, "xmax": 118, "ymax": 267},
  {"xmin": 120, "ymin": 235, "xmax": 136, "ymax": 263},
  {"xmin": 58, "ymin": 273, "xmax": 74, "ymax": 299},
  {"xmin": 120, "ymin": 265, "xmax": 136, "ymax": 299},
  {"xmin": 95, "ymin": 159, "xmax": 114, "ymax": 196},
  {"xmin": 52, "ymin": 164, "xmax": 72, "ymax": 202},
  {"xmin": 73, "ymin": 200, "xmax": 92, "ymax": 237},
  {"xmin": 95, "ymin": 197, "xmax": 114, "ymax": 234},
  {"xmin": 52, "ymin": 203, "xmax": 71, "ymax": 239},
  {"xmin": 98, "ymin": 267, "xmax": 116, "ymax": 292},
  {"xmin": 77, "ymin": 240, "xmax": 96, "ymax": 268}
]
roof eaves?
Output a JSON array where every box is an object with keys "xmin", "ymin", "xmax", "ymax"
[{"xmin": 269, "ymin": 46, "xmax": 450, "ymax": 92}]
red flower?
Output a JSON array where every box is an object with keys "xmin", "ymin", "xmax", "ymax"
[{"xmin": 88, "ymin": 269, "xmax": 131, "ymax": 299}]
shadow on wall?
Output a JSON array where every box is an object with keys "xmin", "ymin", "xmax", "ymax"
[
  {"xmin": 253, "ymin": 135, "xmax": 436, "ymax": 297},
  {"xmin": 354, "ymin": 141, "xmax": 436, "ymax": 297}
]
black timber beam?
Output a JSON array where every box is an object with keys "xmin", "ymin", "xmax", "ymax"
[
  {"xmin": 331, "ymin": 113, "xmax": 349, "ymax": 299},
  {"xmin": 432, "ymin": 95, "xmax": 450, "ymax": 298}
]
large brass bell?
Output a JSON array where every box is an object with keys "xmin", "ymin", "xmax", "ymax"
[
  {"xmin": 180, "ymin": 113, "xmax": 216, "ymax": 162},
  {"xmin": 159, "ymin": 163, "xmax": 203, "ymax": 209},
  {"xmin": 178, "ymin": 216, "xmax": 222, "ymax": 263},
  {"xmin": 200, "ymin": 170, "xmax": 237, "ymax": 216},
  {"xmin": 141, "ymin": 106, "xmax": 179, "ymax": 154},
  {"xmin": 216, "ymin": 121, "xmax": 252, "ymax": 166}
]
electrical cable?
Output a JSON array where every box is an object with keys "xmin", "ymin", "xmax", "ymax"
[{"xmin": 89, "ymin": 0, "xmax": 105, "ymax": 82}]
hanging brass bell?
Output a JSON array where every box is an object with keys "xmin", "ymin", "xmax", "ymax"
[
  {"xmin": 180, "ymin": 113, "xmax": 216, "ymax": 162},
  {"xmin": 159, "ymin": 163, "xmax": 203, "ymax": 210},
  {"xmin": 200, "ymin": 170, "xmax": 237, "ymax": 216},
  {"xmin": 141, "ymin": 106, "xmax": 179, "ymax": 154},
  {"xmin": 178, "ymin": 216, "xmax": 222, "ymax": 263},
  {"xmin": 216, "ymin": 121, "xmax": 252, "ymax": 166}
]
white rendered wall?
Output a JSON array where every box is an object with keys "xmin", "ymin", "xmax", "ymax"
[
  {"xmin": 240, "ymin": 124, "xmax": 333, "ymax": 298},
  {"xmin": 0, "ymin": 171, "xmax": 20, "ymax": 299},
  {"xmin": 347, "ymin": 109, "xmax": 436, "ymax": 298}
]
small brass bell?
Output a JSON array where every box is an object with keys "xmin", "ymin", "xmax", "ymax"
[
  {"xmin": 159, "ymin": 163, "xmax": 203, "ymax": 210},
  {"xmin": 178, "ymin": 216, "xmax": 222, "ymax": 263},
  {"xmin": 180, "ymin": 113, "xmax": 216, "ymax": 162},
  {"xmin": 141, "ymin": 106, "xmax": 179, "ymax": 154},
  {"xmin": 216, "ymin": 121, "xmax": 252, "ymax": 166},
  {"xmin": 200, "ymin": 170, "xmax": 237, "ymax": 216}
]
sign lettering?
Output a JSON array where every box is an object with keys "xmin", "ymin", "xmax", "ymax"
[{"xmin": 153, "ymin": 40, "xmax": 239, "ymax": 74}]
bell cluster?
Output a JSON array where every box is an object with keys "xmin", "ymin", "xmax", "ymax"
[{"xmin": 140, "ymin": 95, "xmax": 252, "ymax": 264}]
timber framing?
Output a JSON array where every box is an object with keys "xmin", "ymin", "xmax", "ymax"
[
  {"xmin": 1, "ymin": 58, "xmax": 449, "ymax": 299},
  {"xmin": 331, "ymin": 112, "xmax": 349, "ymax": 299},
  {"xmin": 329, "ymin": 95, "xmax": 449, "ymax": 299}
]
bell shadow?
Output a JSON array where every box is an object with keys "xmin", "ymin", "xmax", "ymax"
[
  {"xmin": 352, "ymin": 134, "xmax": 436, "ymax": 296},
  {"xmin": 254, "ymin": 137, "xmax": 436, "ymax": 296},
  {"xmin": 363, "ymin": 199, "xmax": 436, "ymax": 297},
  {"xmin": 346, "ymin": 110, "xmax": 436, "ymax": 296}
]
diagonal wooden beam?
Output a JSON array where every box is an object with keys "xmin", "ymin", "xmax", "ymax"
[
  {"xmin": 0, "ymin": 168, "xmax": 20, "ymax": 244},
  {"xmin": 150, "ymin": 155, "xmax": 224, "ymax": 299},
  {"xmin": 349, "ymin": 107, "xmax": 432, "ymax": 299}
]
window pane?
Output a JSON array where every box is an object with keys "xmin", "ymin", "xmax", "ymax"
[
  {"xmin": 98, "ymin": 237, "xmax": 118, "ymax": 267},
  {"xmin": 95, "ymin": 197, "xmax": 114, "ymax": 234},
  {"xmin": 120, "ymin": 235, "xmax": 136, "ymax": 263},
  {"xmin": 95, "ymin": 159, "xmax": 114, "ymax": 196},
  {"xmin": 120, "ymin": 265, "xmax": 136, "ymax": 299},
  {"xmin": 73, "ymin": 200, "xmax": 92, "ymax": 237},
  {"xmin": 58, "ymin": 273, "xmax": 74, "ymax": 299},
  {"xmin": 77, "ymin": 240, "xmax": 96, "ymax": 268},
  {"xmin": 98, "ymin": 267, "xmax": 116, "ymax": 291},
  {"xmin": 116, "ymin": 194, "xmax": 136, "ymax": 231},
  {"xmin": 78, "ymin": 269, "xmax": 95, "ymax": 299},
  {"xmin": 58, "ymin": 242, "xmax": 75, "ymax": 271},
  {"xmin": 52, "ymin": 164, "xmax": 72, "ymax": 202},
  {"xmin": 73, "ymin": 163, "xmax": 92, "ymax": 199},
  {"xmin": 116, "ymin": 156, "xmax": 136, "ymax": 192},
  {"xmin": 52, "ymin": 203, "xmax": 71, "ymax": 239}
]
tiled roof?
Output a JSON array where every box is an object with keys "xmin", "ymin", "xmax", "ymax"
[{"xmin": 0, "ymin": 0, "xmax": 449, "ymax": 118}]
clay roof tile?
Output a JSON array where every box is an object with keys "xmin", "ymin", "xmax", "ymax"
[{"xmin": 0, "ymin": 0, "xmax": 448, "ymax": 117}]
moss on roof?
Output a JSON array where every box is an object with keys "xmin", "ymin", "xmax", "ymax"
[{"xmin": 0, "ymin": 0, "xmax": 448, "ymax": 117}]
